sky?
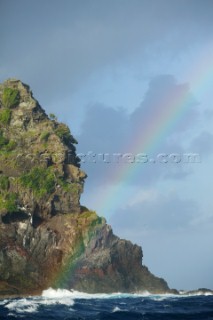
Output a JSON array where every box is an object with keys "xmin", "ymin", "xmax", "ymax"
[{"xmin": 1, "ymin": 0, "xmax": 213, "ymax": 290}]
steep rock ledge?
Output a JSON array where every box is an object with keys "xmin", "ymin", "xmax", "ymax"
[{"xmin": 0, "ymin": 79, "xmax": 171, "ymax": 296}]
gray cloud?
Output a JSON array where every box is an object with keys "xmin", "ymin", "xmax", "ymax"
[
  {"xmin": 77, "ymin": 103, "xmax": 129, "ymax": 152},
  {"xmin": 203, "ymin": 109, "xmax": 213, "ymax": 120},
  {"xmin": 190, "ymin": 131, "xmax": 213, "ymax": 156},
  {"xmin": 110, "ymin": 192, "xmax": 199, "ymax": 234},
  {"xmin": 130, "ymin": 75, "xmax": 199, "ymax": 135},
  {"xmin": 1, "ymin": 0, "xmax": 213, "ymax": 106},
  {"xmin": 77, "ymin": 75, "xmax": 198, "ymax": 187}
]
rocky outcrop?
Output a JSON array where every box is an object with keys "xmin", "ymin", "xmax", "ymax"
[{"xmin": 0, "ymin": 79, "xmax": 170, "ymax": 296}]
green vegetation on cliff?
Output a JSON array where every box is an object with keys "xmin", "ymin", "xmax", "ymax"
[
  {"xmin": 0, "ymin": 192, "xmax": 18, "ymax": 213},
  {"xmin": 20, "ymin": 166, "xmax": 55, "ymax": 198},
  {"xmin": 0, "ymin": 175, "xmax": 9, "ymax": 191},
  {"xmin": 0, "ymin": 131, "xmax": 16, "ymax": 152},
  {"xmin": 55, "ymin": 123, "xmax": 78, "ymax": 144},
  {"xmin": 0, "ymin": 108, "xmax": 12, "ymax": 125},
  {"xmin": 40, "ymin": 131, "xmax": 51, "ymax": 142},
  {"xmin": 0, "ymin": 131, "xmax": 8, "ymax": 147},
  {"xmin": 2, "ymin": 87, "xmax": 20, "ymax": 108}
]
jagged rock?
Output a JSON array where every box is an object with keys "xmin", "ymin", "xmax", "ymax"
[{"xmin": 0, "ymin": 79, "xmax": 170, "ymax": 296}]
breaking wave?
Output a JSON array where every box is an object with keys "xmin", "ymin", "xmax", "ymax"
[
  {"xmin": 41, "ymin": 287, "xmax": 213, "ymax": 299},
  {"xmin": 5, "ymin": 289, "xmax": 75, "ymax": 314},
  {"xmin": 1, "ymin": 288, "xmax": 213, "ymax": 319}
]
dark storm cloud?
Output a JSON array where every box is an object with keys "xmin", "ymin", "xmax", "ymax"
[
  {"xmin": 77, "ymin": 75, "xmax": 198, "ymax": 186},
  {"xmin": 77, "ymin": 103, "xmax": 129, "ymax": 152},
  {"xmin": 130, "ymin": 75, "xmax": 199, "ymax": 135},
  {"xmin": 1, "ymin": 0, "xmax": 213, "ymax": 105}
]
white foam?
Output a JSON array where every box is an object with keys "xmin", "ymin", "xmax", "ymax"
[
  {"xmin": 180, "ymin": 290, "xmax": 213, "ymax": 297},
  {"xmin": 6, "ymin": 298, "xmax": 38, "ymax": 313},
  {"xmin": 41, "ymin": 288, "xmax": 154, "ymax": 300},
  {"xmin": 3, "ymin": 287, "xmax": 213, "ymax": 315},
  {"xmin": 42, "ymin": 288, "xmax": 74, "ymax": 299},
  {"xmin": 41, "ymin": 288, "xmax": 179, "ymax": 300},
  {"xmin": 38, "ymin": 287, "xmax": 213, "ymax": 303},
  {"xmin": 152, "ymin": 296, "xmax": 167, "ymax": 301},
  {"xmin": 40, "ymin": 288, "xmax": 75, "ymax": 307},
  {"xmin": 113, "ymin": 306, "xmax": 121, "ymax": 312},
  {"xmin": 5, "ymin": 289, "xmax": 75, "ymax": 313}
]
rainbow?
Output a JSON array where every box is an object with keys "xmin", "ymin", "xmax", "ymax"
[
  {"xmin": 53, "ymin": 44, "xmax": 213, "ymax": 287},
  {"xmin": 94, "ymin": 43, "xmax": 213, "ymax": 217}
]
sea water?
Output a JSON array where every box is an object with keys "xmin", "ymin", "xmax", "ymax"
[{"xmin": 0, "ymin": 288, "xmax": 213, "ymax": 319}]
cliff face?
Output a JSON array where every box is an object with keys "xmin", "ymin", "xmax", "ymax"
[{"xmin": 0, "ymin": 79, "xmax": 170, "ymax": 296}]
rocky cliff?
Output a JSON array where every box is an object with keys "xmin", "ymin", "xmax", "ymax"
[{"xmin": 0, "ymin": 79, "xmax": 170, "ymax": 296}]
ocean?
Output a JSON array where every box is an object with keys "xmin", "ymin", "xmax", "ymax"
[{"xmin": 0, "ymin": 288, "xmax": 213, "ymax": 320}]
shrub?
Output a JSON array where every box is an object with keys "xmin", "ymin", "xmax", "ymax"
[
  {"xmin": 55, "ymin": 124, "xmax": 77, "ymax": 144},
  {"xmin": 4, "ymin": 140, "xmax": 16, "ymax": 151},
  {"xmin": 0, "ymin": 175, "xmax": 9, "ymax": 191},
  {"xmin": 80, "ymin": 210, "xmax": 97, "ymax": 220},
  {"xmin": 49, "ymin": 113, "xmax": 57, "ymax": 121},
  {"xmin": 0, "ymin": 108, "xmax": 12, "ymax": 125},
  {"xmin": 70, "ymin": 182, "xmax": 80, "ymax": 194},
  {"xmin": 20, "ymin": 166, "xmax": 55, "ymax": 198},
  {"xmin": 58, "ymin": 179, "xmax": 79, "ymax": 194},
  {"xmin": 0, "ymin": 192, "xmax": 18, "ymax": 213},
  {"xmin": 2, "ymin": 87, "xmax": 20, "ymax": 108},
  {"xmin": 0, "ymin": 131, "xmax": 9, "ymax": 148},
  {"xmin": 40, "ymin": 131, "xmax": 50, "ymax": 142},
  {"xmin": 0, "ymin": 131, "xmax": 16, "ymax": 152},
  {"xmin": 55, "ymin": 124, "xmax": 70, "ymax": 140}
]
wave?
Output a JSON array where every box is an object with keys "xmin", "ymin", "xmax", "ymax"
[
  {"xmin": 179, "ymin": 290, "xmax": 213, "ymax": 296},
  {"xmin": 112, "ymin": 306, "xmax": 122, "ymax": 312},
  {"xmin": 41, "ymin": 288, "xmax": 153, "ymax": 300},
  {"xmin": 5, "ymin": 289, "xmax": 75, "ymax": 314},
  {"xmin": 5, "ymin": 287, "xmax": 213, "ymax": 314},
  {"xmin": 42, "ymin": 288, "xmax": 75, "ymax": 299},
  {"xmin": 2, "ymin": 288, "xmax": 213, "ymax": 318},
  {"xmin": 40, "ymin": 288, "xmax": 179, "ymax": 300},
  {"xmin": 6, "ymin": 298, "xmax": 40, "ymax": 314},
  {"xmin": 41, "ymin": 288, "xmax": 213, "ymax": 300}
]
